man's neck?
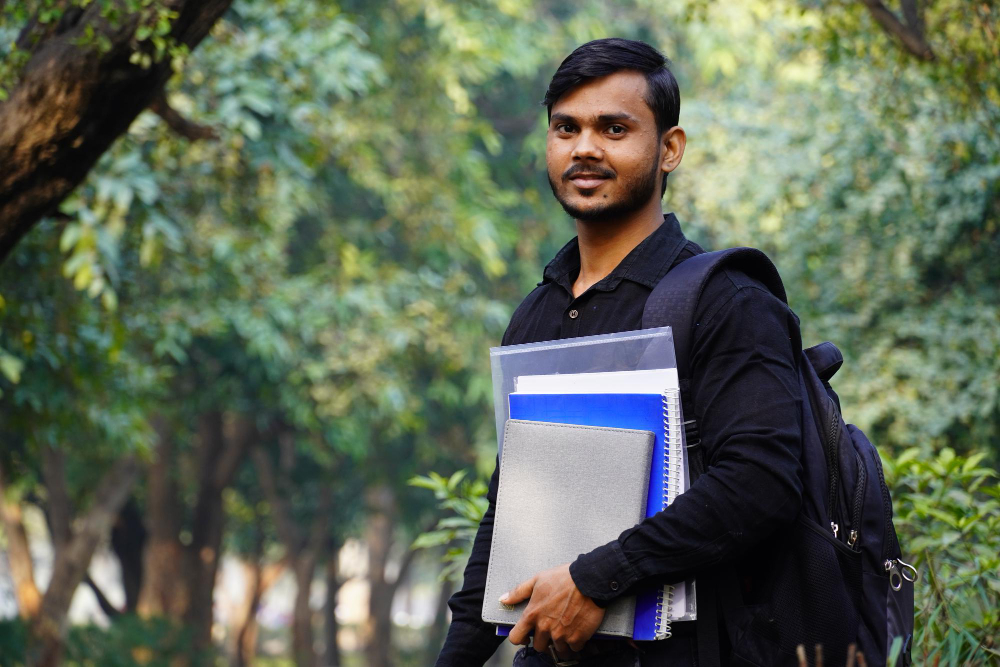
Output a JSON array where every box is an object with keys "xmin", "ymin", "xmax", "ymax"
[{"xmin": 572, "ymin": 199, "xmax": 664, "ymax": 298}]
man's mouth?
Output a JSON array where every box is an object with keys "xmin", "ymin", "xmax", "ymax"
[{"xmin": 568, "ymin": 174, "xmax": 611, "ymax": 190}]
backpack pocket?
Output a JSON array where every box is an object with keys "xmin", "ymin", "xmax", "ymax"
[{"xmin": 730, "ymin": 515, "xmax": 861, "ymax": 666}]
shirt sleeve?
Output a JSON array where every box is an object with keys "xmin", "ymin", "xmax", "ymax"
[{"xmin": 570, "ymin": 274, "xmax": 804, "ymax": 603}]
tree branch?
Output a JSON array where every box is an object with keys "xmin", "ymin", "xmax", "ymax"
[
  {"xmin": 0, "ymin": 462, "xmax": 42, "ymax": 619},
  {"xmin": 859, "ymin": 0, "xmax": 935, "ymax": 60},
  {"xmin": 149, "ymin": 90, "xmax": 218, "ymax": 141},
  {"xmin": 899, "ymin": 0, "xmax": 925, "ymax": 40},
  {"xmin": 83, "ymin": 574, "xmax": 122, "ymax": 619},
  {"xmin": 251, "ymin": 445, "xmax": 303, "ymax": 555},
  {"xmin": 41, "ymin": 446, "xmax": 73, "ymax": 551},
  {"xmin": 0, "ymin": 0, "xmax": 235, "ymax": 263},
  {"xmin": 34, "ymin": 455, "xmax": 140, "ymax": 660}
]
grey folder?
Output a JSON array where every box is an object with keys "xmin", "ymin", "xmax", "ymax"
[{"xmin": 482, "ymin": 419, "xmax": 654, "ymax": 637}]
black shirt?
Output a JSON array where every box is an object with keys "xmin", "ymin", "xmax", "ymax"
[{"xmin": 436, "ymin": 214, "xmax": 803, "ymax": 666}]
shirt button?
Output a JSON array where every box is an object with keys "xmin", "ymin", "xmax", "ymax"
[
  {"xmin": 568, "ymin": 309, "xmax": 579, "ymax": 319},
  {"xmin": 610, "ymin": 581, "xmax": 619, "ymax": 591}
]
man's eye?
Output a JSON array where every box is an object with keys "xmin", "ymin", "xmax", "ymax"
[
  {"xmin": 607, "ymin": 125, "xmax": 626, "ymax": 135},
  {"xmin": 556, "ymin": 124, "xmax": 575, "ymax": 133}
]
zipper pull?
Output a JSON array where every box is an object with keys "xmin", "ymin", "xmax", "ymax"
[
  {"xmin": 897, "ymin": 557, "xmax": 919, "ymax": 582},
  {"xmin": 884, "ymin": 559, "xmax": 903, "ymax": 591},
  {"xmin": 830, "ymin": 521, "xmax": 839, "ymax": 538},
  {"xmin": 848, "ymin": 529, "xmax": 858, "ymax": 548}
]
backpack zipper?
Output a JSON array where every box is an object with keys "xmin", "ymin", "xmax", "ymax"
[
  {"xmin": 825, "ymin": 401, "xmax": 841, "ymax": 536},
  {"xmin": 870, "ymin": 442, "xmax": 898, "ymax": 561},
  {"xmin": 848, "ymin": 450, "xmax": 866, "ymax": 549}
]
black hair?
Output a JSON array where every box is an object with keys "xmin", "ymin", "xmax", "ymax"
[{"xmin": 543, "ymin": 38, "xmax": 680, "ymax": 194}]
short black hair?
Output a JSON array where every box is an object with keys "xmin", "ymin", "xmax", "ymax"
[{"xmin": 543, "ymin": 38, "xmax": 680, "ymax": 194}]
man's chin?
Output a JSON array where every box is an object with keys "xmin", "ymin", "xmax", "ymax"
[{"xmin": 558, "ymin": 198, "xmax": 628, "ymax": 224}]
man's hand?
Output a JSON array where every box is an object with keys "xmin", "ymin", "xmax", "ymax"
[{"xmin": 503, "ymin": 563, "xmax": 605, "ymax": 657}]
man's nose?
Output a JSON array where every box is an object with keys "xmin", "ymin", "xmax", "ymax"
[{"xmin": 571, "ymin": 129, "xmax": 603, "ymax": 161}]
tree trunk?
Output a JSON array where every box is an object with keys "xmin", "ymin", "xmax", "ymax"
[
  {"xmin": 427, "ymin": 574, "xmax": 454, "ymax": 661},
  {"xmin": 0, "ymin": 464, "xmax": 42, "ymax": 619},
  {"xmin": 180, "ymin": 412, "xmax": 255, "ymax": 649},
  {"xmin": 41, "ymin": 446, "xmax": 73, "ymax": 550},
  {"xmin": 31, "ymin": 455, "xmax": 140, "ymax": 667},
  {"xmin": 292, "ymin": 555, "xmax": 318, "ymax": 667},
  {"xmin": 110, "ymin": 498, "xmax": 147, "ymax": 613},
  {"xmin": 323, "ymin": 553, "xmax": 343, "ymax": 667},
  {"xmin": 0, "ymin": 0, "xmax": 234, "ymax": 263},
  {"xmin": 138, "ymin": 416, "xmax": 186, "ymax": 617},
  {"xmin": 365, "ymin": 485, "xmax": 396, "ymax": 667},
  {"xmin": 232, "ymin": 553, "xmax": 286, "ymax": 667},
  {"xmin": 251, "ymin": 443, "xmax": 331, "ymax": 667}
]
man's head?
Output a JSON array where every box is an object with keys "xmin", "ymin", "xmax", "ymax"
[{"xmin": 543, "ymin": 38, "xmax": 684, "ymax": 224}]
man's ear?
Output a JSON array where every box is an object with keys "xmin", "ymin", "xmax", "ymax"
[{"xmin": 660, "ymin": 126, "xmax": 686, "ymax": 176}]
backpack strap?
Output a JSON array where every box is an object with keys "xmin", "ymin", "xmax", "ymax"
[
  {"xmin": 641, "ymin": 247, "xmax": 787, "ymax": 667},
  {"xmin": 642, "ymin": 247, "xmax": 787, "ymax": 379}
]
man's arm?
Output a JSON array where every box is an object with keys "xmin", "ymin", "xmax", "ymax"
[
  {"xmin": 434, "ymin": 460, "xmax": 506, "ymax": 666},
  {"xmin": 570, "ymin": 274, "xmax": 804, "ymax": 602}
]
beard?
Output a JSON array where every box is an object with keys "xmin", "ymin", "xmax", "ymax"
[{"xmin": 548, "ymin": 153, "xmax": 662, "ymax": 224}]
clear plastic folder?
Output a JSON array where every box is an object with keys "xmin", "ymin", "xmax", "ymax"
[{"xmin": 488, "ymin": 326, "xmax": 696, "ymax": 630}]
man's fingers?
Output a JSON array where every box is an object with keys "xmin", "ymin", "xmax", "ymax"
[
  {"xmin": 552, "ymin": 639, "xmax": 577, "ymax": 659},
  {"xmin": 532, "ymin": 626, "xmax": 551, "ymax": 654},
  {"xmin": 507, "ymin": 613, "xmax": 531, "ymax": 646},
  {"xmin": 501, "ymin": 576, "xmax": 536, "ymax": 606},
  {"xmin": 567, "ymin": 636, "xmax": 586, "ymax": 653}
]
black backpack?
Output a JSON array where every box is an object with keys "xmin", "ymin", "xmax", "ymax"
[{"xmin": 642, "ymin": 247, "xmax": 915, "ymax": 667}]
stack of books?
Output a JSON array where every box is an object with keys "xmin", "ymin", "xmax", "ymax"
[{"xmin": 483, "ymin": 367, "xmax": 694, "ymax": 641}]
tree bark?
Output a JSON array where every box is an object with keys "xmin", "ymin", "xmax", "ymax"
[
  {"xmin": 181, "ymin": 411, "xmax": 254, "ymax": 650},
  {"xmin": 0, "ymin": 463, "xmax": 42, "ymax": 619},
  {"xmin": 364, "ymin": 485, "xmax": 403, "ymax": 667},
  {"xmin": 41, "ymin": 446, "xmax": 73, "ymax": 550},
  {"xmin": 84, "ymin": 574, "xmax": 122, "ymax": 619},
  {"xmin": 859, "ymin": 0, "xmax": 935, "ymax": 60},
  {"xmin": 138, "ymin": 416, "xmax": 186, "ymax": 617},
  {"xmin": 110, "ymin": 498, "xmax": 147, "ymax": 613},
  {"xmin": 232, "ymin": 555, "xmax": 286, "ymax": 667},
  {"xmin": 31, "ymin": 454, "xmax": 140, "ymax": 667},
  {"xmin": 323, "ymin": 551, "xmax": 343, "ymax": 667},
  {"xmin": 0, "ymin": 0, "xmax": 234, "ymax": 263},
  {"xmin": 427, "ymin": 573, "xmax": 454, "ymax": 662},
  {"xmin": 252, "ymin": 443, "xmax": 331, "ymax": 667}
]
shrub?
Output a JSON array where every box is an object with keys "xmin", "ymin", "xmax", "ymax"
[{"xmin": 886, "ymin": 447, "xmax": 1000, "ymax": 664}]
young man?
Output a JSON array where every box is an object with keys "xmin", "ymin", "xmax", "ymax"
[{"xmin": 437, "ymin": 38, "xmax": 803, "ymax": 666}]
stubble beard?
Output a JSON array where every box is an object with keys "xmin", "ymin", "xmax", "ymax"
[{"xmin": 548, "ymin": 154, "xmax": 662, "ymax": 224}]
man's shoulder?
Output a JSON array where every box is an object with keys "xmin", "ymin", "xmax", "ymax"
[
  {"xmin": 502, "ymin": 282, "xmax": 555, "ymax": 345},
  {"xmin": 686, "ymin": 257, "xmax": 790, "ymax": 330}
]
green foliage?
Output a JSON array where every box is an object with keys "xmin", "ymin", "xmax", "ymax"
[
  {"xmin": 409, "ymin": 470, "xmax": 488, "ymax": 580},
  {"xmin": 2, "ymin": 0, "xmax": 998, "ymax": 661},
  {"xmin": 886, "ymin": 447, "xmax": 1000, "ymax": 663},
  {"xmin": 0, "ymin": 615, "xmax": 213, "ymax": 667}
]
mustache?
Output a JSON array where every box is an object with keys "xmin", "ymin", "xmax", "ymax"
[{"xmin": 562, "ymin": 164, "xmax": 615, "ymax": 180}]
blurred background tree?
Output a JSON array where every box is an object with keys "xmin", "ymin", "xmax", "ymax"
[{"xmin": 1, "ymin": 0, "xmax": 997, "ymax": 665}]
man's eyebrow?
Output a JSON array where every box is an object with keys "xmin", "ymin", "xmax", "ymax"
[
  {"xmin": 596, "ymin": 112, "xmax": 639, "ymax": 124},
  {"xmin": 549, "ymin": 111, "xmax": 640, "ymax": 125}
]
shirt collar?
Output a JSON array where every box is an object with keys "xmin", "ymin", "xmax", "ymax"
[{"xmin": 540, "ymin": 213, "xmax": 687, "ymax": 293}]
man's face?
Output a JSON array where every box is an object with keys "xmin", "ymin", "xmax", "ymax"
[{"xmin": 546, "ymin": 70, "xmax": 664, "ymax": 223}]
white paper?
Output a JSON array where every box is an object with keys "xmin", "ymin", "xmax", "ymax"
[{"xmin": 514, "ymin": 368, "xmax": 679, "ymax": 394}]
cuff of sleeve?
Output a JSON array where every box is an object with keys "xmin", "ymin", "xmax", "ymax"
[{"xmin": 569, "ymin": 539, "xmax": 639, "ymax": 607}]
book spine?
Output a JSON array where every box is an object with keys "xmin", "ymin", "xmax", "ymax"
[{"xmin": 654, "ymin": 389, "xmax": 684, "ymax": 640}]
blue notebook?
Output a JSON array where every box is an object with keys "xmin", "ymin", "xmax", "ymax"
[{"xmin": 503, "ymin": 391, "xmax": 686, "ymax": 641}]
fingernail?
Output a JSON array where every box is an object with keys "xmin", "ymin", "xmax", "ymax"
[{"xmin": 499, "ymin": 594, "xmax": 508, "ymax": 603}]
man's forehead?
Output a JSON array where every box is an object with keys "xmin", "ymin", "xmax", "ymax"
[{"xmin": 549, "ymin": 70, "xmax": 653, "ymax": 122}]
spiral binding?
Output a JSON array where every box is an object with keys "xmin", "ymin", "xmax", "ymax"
[{"xmin": 654, "ymin": 388, "xmax": 685, "ymax": 640}]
